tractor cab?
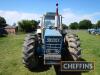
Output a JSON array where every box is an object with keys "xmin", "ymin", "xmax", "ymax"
[
  {"xmin": 44, "ymin": 13, "xmax": 55, "ymax": 29},
  {"xmin": 41, "ymin": 12, "xmax": 62, "ymax": 30}
]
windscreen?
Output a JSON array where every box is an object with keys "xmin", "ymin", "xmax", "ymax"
[{"xmin": 44, "ymin": 15, "xmax": 55, "ymax": 28}]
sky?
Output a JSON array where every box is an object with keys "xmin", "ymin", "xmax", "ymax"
[{"xmin": 0, "ymin": 0, "xmax": 100, "ymax": 25}]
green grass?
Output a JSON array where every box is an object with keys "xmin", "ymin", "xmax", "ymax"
[
  {"xmin": 76, "ymin": 30, "xmax": 100, "ymax": 75},
  {"xmin": 0, "ymin": 31, "xmax": 100, "ymax": 75},
  {"xmin": 0, "ymin": 34, "xmax": 56, "ymax": 75}
]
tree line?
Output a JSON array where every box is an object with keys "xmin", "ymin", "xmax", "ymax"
[
  {"xmin": 69, "ymin": 20, "xmax": 100, "ymax": 29},
  {"xmin": 0, "ymin": 16, "xmax": 39, "ymax": 34},
  {"xmin": 0, "ymin": 16, "xmax": 100, "ymax": 34}
]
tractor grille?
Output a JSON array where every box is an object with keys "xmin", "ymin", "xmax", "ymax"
[{"xmin": 45, "ymin": 36, "xmax": 62, "ymax": 54}]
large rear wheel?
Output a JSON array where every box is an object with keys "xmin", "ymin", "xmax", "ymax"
[
  {"xmin": 64, "ymin": 34, "xmax": 81, "ymax": 61},
  {"xmin": 54, "ymin": 34, "xmax": 82, "ymax": 75},
  {"xmin": 22, "ymin": 33, "xmax": 39, "ymax": 70}
]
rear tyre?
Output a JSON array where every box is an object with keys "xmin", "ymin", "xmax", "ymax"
[
  {"xmin": 54, "ymin": 34, "xmax": 82, "ymax": 75},
  {"xmin": 64, "ymin": 34, "xmax": 81, "ymax": 61},
  {"xmin": 22, "ymin": 33, "xmax": 39, "ymax": 70}
]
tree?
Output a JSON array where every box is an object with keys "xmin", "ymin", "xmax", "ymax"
[
  {"xmin": 96, "ymin": 20, "xmax": 100, "ymax": 28},
  {"xmin": 18, "ymin": 20, "xmax": 38, "ymax": 33},
  {"xmin": 92, "ymin": 24, "xmax": 97, "ymax": 29},
  {"xmin": 79, "ymin": 20, "xmax": 92, "ymax": 29},
  {"xmin": 62, "ymin": 24, "xmax": 68, "ymax": 29},
  {"xmin": 0, "ymin": 16, "xmax": 7, "ymax": 28},
  {"xmin": 0, "ymin": 28, "xmax": 8, "ymax": 37},
  {"xmin": 69, "ymin": 22, "xmax": 79, "ymax": 29}
]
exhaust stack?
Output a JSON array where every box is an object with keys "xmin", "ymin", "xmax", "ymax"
[{"xmin": 55, "ymin": 0, "xmax": 60, "ymax": 29}]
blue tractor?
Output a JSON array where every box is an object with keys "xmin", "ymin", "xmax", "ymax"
[
  {"xmin": 88, "ymin": 28, "xmax": 100, "ymax": 35},
  {"xmin": 22, "ymin": 12, "xmax": 81, "ymax": 71},
  {"xmin": 22, "ymin": 3, "xmax": 81, "ymax": 71}
]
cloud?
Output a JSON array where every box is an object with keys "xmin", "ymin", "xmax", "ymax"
[
  {"xmin": 61, "ymin": 8, "xmax": 100, "ymax": 25},
  {"xmin": 0, "ymin": 10, "xmax": 41, "ymax": 25},
  {"xmin": 0, "ymin": 9, "xmax": 100, "ymax": 25}
]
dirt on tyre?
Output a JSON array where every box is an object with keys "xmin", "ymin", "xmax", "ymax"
[{"xmin": 64, "ymin": 34, "xmax": 81, "ymax": 61}]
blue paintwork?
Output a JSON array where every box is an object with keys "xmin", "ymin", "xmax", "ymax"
[
  {"xmin": 88, "ymin": 28, "xmax": 100, "ymax": 34},
  {"xmin": 44, "ymin": 29, "xmax": 62, "ymax": 36},
  {"xmin": 36, "ymin": 28, "xmax": 63, "ymax": 56},
  {"xmin": 44, "ymin": 28, "xmax": 62, "ymax": 55},
  {"xmin": 37, "ymin": 45, "xmax": 44, "ymax": 56},
  {"xmin": 44, "ymin": 36, "xmax": 62, "ymax": 54}
]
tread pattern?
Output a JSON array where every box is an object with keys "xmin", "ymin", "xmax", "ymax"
[
  {"xmin": 22, "ymin": 34, "xmax": 38, "ymax": 70},
  {"xmin": 64, "ymin": 34, "xmax": 81, "ymax": 60}
]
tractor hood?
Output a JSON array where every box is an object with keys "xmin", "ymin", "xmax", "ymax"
[
  {"xmin": 44, "ymin": 29, "xmax": 62, "ymax": 64},
  {"xmin": 44, "ymin": 29, "xmax": 62, "ymax": 36}
]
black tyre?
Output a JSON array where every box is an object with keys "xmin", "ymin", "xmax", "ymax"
[
  {"xmin": 64, "ymin": 34, "xmax": 81, "ymax": 61},
  {"xmin": 22, "ymin": 33, "xmax": 39, "ymax": 70}
]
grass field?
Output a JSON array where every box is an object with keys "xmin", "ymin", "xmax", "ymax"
[{"xmin": 0, "ymin": 31, "xmax": 100, "ymax": 75}]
